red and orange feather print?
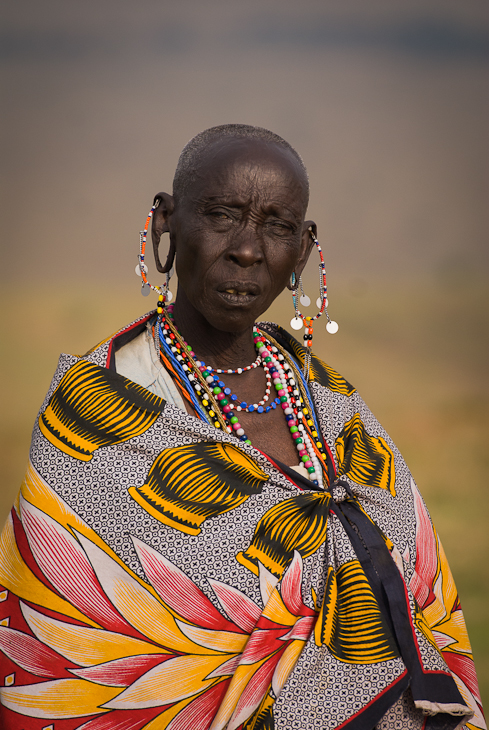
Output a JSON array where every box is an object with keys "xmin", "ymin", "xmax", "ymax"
[
  {"xmin": 0, "ymin": 464, "xmax": 317, "ymax": 730},
  {"xmin": 406, "ymin": 478, "xmax": 484, "ymax": 730},
  {"xmin": 0, "ymin": 319, "xmax": 484, "ymax": 730}
]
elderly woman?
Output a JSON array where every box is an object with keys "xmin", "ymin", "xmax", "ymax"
[{"xmin": 0, "ymin": 125, "xmax": 483, "ymax": 730}]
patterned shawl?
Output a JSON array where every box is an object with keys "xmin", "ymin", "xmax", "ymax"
[{"xmin": 0, "ymin": 312, "xmax": 484, "ymax": 730}]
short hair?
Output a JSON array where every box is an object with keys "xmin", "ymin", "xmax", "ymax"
[{"xmin": 172, "ymin": 124, "xmax": 309, "ymax": 205}]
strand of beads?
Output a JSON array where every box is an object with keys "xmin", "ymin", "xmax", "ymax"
[
  {"xmin": 157, "ymin": 307, "xmax": 327, "ymax": 485},
  {"xmin": 214, "ymin": 382, "xmax": 280, "ymax": 444},
  {"xmin": 281, "ymin": 353, "xmax": 329, "ymax": 478},
  {"xmin": 263, "ymin": 328, "xmax": 332, "ymax": 486},
  {"xmin": 158, "ymin": 314, "xmax": 273, "ymax": 443},
  {"xmin": 161, "ymin": 305, "xmax": 237, "ymax": 429},
  {"xmin": 198, "ymin": 364, "xmax": 276, "ymax": 414},
  {"xmin": 253, "ymin": 332, "xmax": 324, "ymax": 487},
  {"xmin": 164, "ymin": 311, "xmax": 278, "ymax": 417},
  {"xmin": 278, "ymin": 343, "xmax": 327, "ymax": 483},
  {"xmin": 192, "ymin": 328, "xmax": 281, "ymax": 444},
  {"xmin": 157, "ymin": 313, "xmax": 228, "ymax": 429},
  {"xmin": 278, "ymin": 361, "xmax": 323, "ymax": 488},
  {"xmin": 207, "ymin": 354, "xmax": 262, "ymax": 375}
]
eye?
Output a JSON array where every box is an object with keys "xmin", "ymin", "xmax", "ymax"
[
  {"xmin": 208, "ymin": 210, "xmax": 231, "ymax": 220},
  {"xmin": 266, "ymin": 219, "xmax": 294, "ymax": 236}
]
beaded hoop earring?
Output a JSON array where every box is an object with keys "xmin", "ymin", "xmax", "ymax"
[
  {"xmin": 290, "ymin": 232, "xmax": 338, "ymax": 378},
  {"xmin": 135, "ymin": 199, "xmax": 173, "ymax": 304},
  {"xmin": 290, "ymin": 232, "xmax": 338, "ymax": 334}
]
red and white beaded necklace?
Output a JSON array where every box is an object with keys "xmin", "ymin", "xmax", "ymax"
[{"xmin": 155, "ymin": 304, "xmax": 328, "ymax": 488}]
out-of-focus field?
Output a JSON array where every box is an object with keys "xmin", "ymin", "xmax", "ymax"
[{"xmin": 1, "ymin": 279, "xmax": 488, "ymax": 706}]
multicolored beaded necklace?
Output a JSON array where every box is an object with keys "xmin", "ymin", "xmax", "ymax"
[
  {"xmin": 208, "ymin": 354, "xmax": 262, "ymax": 375},
  {"xmin": 153, "ymin": 299, "xmax": 330, "ymax": 488},
  {"xmin": 198, "ymin": 364, "xmax": 277, "ymax": 414}
]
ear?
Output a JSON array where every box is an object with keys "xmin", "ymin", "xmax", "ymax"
[
  {"xmin": 286, "ymin": 220, "xmax": 317, "ymax": 290},
  {"xmin": 151, "ymin": 192, "xmax": 176, "ymax": 273}
]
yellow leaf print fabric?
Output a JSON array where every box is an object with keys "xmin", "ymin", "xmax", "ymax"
[{"xmin": 0, "ymin": 316, "xmax": 483, "ymax": 730}]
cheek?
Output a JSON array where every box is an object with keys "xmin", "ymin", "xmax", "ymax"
[
  {"xmin": 175, "ymin": 227, "xmax": 207, "ymax": 268},
  {"xmin": 266, "ymin": 246, "xmax": 301, "ymax": 286},
  {"xmin": 175, "ymin": 228, "xmax": 224, "ymax": 288}
]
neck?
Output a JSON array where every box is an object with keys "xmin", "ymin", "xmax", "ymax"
[{"xmin": 170, "ymin": 288, "xmax": 259, "ymax": 370}]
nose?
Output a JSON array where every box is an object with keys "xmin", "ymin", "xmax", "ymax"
[{"xmin": 226, "ymin": 224, "xmax": 264, "ymax": 268}]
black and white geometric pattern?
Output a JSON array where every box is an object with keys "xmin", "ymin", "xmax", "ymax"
[{"xmin": 17, "ymin": 318, "xmax": 476, "ymax": 729}]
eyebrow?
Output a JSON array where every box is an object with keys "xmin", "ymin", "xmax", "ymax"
[{"xmin": 198, "ymin": 195, "xmax": 303, "ymax": 220}]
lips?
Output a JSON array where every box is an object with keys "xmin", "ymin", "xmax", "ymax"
[{"xmin": 216, "ymin": 281, "xmax": 261, "ymax": 305}]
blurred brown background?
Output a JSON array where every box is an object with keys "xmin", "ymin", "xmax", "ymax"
[{"xmin": 1, "ymin": 0, "xmax": 488, "ymax": 708}]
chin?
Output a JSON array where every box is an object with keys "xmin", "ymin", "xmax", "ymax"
[
  {"xmin": 193, "ymin": 294, "xmax": 263, "ymax": 332},
  {"xmin": 201, "ymin": 306, "xmax": 259, "ymax": 334}
]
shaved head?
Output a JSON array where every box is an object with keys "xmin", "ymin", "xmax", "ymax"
[{"xmin": 172, "ymin": 124, "xmax": 309, "ymax": 208}]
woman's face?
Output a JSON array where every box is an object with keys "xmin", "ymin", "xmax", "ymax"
[{"xmin": 168, "ymin": 138, "xmax": 314, "ymax": 333}]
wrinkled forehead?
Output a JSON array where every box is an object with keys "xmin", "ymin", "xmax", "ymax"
[{"xmin": 184, "ymin": 138, "xmax": 309, "ymax": 210}]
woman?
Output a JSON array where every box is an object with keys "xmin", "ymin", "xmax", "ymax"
[{"xmin": 0, "ymin": 125, "xmax": 483, "ymax": 730}]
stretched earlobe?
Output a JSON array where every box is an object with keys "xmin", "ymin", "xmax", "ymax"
[
  {"xmin": 151, "ymin": 193, "xmax": 176, "ymax": 273},
  {"xmin": 154, "ymin": 234, "xmax": 176, "ymax": 274}
]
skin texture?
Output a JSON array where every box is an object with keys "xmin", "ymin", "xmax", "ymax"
[{"xmin": 151, "ymin": 138, "xmax": 316, "ymax": 465}]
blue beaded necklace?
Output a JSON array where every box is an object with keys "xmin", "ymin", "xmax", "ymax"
[
  {"xmin": 154, "ymin": 305, "xmax": 327, "ymax": 486},
  {"xmin": 196, "ymin": 359, "xmax": 281, "ymax": 414}
]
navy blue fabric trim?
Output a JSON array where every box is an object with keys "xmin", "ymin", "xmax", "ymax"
[
  {"xmin": 337, "ymin": 671, "xmax": 409, "ymax": 730},
  {"xmin": 329, "ymin": 481, "xmax": 466, "ymax": 729}
]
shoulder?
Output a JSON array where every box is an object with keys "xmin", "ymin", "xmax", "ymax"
[
  {"xmin": 257, "ymin": 321, "xmax": 356, "ymax": 397},
  {"xmin": 36, "ymin": 311, "xmax": 165, "ymax": 463},
  {"xmin": 83, "ymin": 311, "xmax": 157, "ymax": 369}
]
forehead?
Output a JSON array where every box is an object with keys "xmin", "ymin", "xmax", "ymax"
[{"xmin": 185, "ymin": 138, "xmax": 308, "ymax": 208}]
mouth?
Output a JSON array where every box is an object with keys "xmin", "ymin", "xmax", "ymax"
[{"xmin": 217, "ymin": 282, "xmax": 261, "ymax": 305}]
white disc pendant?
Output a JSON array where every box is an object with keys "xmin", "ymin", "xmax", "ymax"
[
  {"xmin": 166, "ymin": 290, "xmax": 173, "ymax": 302},
  {"xmin": 135, "ymin": 263, "xmax": 148, "ymax": 276},
  {"xmin": 300, "ymin": 294, "xmax": 311, "ymax": 307},
  {"xmin": 290, "ymin": 317, "xmax": 303, "ymax": 330},
  {"xmin": 141, "ymin": 283, "xmax": 151, "ymax": 297},
  {"xmin": 316, "ymin": 297, "xmax": 328, "ymax": 309},
  {"xmin": 326, "ymin": 320, "xmax": 339, "ymax": 334}
]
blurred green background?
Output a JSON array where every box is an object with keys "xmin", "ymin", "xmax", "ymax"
[{"xmin": 1, "ymin": 0, "xmax": 488, "ymax": 711}]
